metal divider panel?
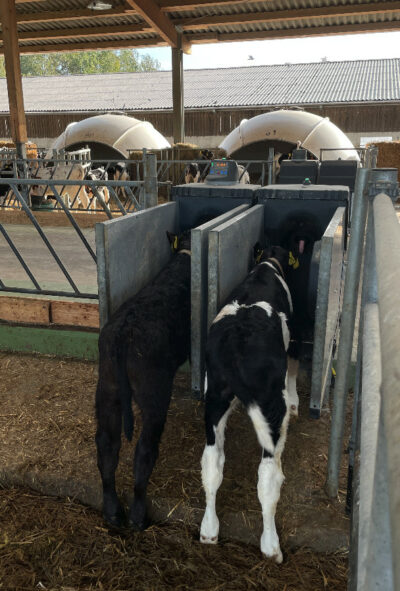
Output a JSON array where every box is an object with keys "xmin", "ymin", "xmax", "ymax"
[
  {"xmin": 208, "ymin": 204, "xmax": 265, "ymax": 328},
  {"xmin": 95, "ymin": 202, "xmax": 178, "ymax": 327},
  {"xmin": 174, "ymin": 194, "xmax": 256, "ymax": 232},
  {"xmin": 191, "ymin": 203, "xmax": 251, "ymax": 397},
  {"xmin": 310, "ymin": 206, "xmax": 346, "ymax": 418}
]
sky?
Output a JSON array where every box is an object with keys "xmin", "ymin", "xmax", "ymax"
[{"xmin": 137, "ymin": 30, "xmax": 400, "ymax": 70}]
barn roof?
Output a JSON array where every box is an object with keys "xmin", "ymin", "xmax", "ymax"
[
  {"xmin": 0, "ymin": 57, "xmax": 399, "ymax": 113},
  {"xmin": 3, "ymin": 1, "xmax": 400, "ymax": 56}
]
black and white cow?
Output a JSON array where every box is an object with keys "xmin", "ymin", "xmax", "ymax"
[
  {"xmin": 184, "ymin": 149, "xmax": 214, "ymax": 184},
  {"xmin": 200, "ymin": 245, "xmax": 297, "ymax": 563},
  {"xmin": 95, "ymin": 230, "xmax": 191, "ymax": 531}
]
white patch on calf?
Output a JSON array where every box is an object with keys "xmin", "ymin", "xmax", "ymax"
[
  {"xmin": 258, "ymin": 457, "xmax": 284, "ymax": 563},
  {"xmin": 254, "ymin": 301, "xmax": 273, "ymax": 316},
  {"xmin": 247, "ymin": 404, "xmax": 275, "ymax": 457},
  {"xmin": 213, "ymin": 300, "xmax": 240, "ymax": 324},
  {"xmin": 200, "ymin": 398, "xmax": 237, "ymax": 544},
  {"xmin": 204, "ymin": 372, "xmax": 208, "ymax": 394},
  {"xmin": 287, "ymin": 357, "xmax": 299, "ymax": 417},
  {"xmin": 275, "ymin": 274, "xmax": 293, "ymax": 314},
  {"xmin": 278, "ymin": 312, "xmax": 290, "ymax": 351}
]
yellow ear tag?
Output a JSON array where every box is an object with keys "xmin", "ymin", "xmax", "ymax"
[
  {"xmin": 255, "ymin": 249, "xmax": 263, "ymax": 264},
  {"xmin": 172, "ymin": 235, "xmax": 179, "ymax": 252},
  {"xmin": 331, "ymin": 366, "xmax": 336, "ymax": 377},
  {"xmin": 289, "ymin": 251, "xmax": 300, "ymax": 269}
]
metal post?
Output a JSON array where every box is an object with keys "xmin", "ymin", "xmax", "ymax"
[
  {"xmin": 267, "ymin": 147, "xmax": 274, "ymax": 185},
  {"xmin": 326, "ymin": 167, "xmax": 369, "ymax": 497},
  {"xmin": 143, "ymin": 151, "xmax": 158, "ymax": 209},
  {"xmin": 372, "ymin": 189, "xmax": 400, "ymax": 590}
]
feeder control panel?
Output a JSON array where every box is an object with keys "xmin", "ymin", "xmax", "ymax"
[{"xmin": 206, "ymin": 159, "xmax": 239, "ymax": 183}]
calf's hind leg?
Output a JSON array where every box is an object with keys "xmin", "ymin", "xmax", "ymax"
[
  {"xmin": 128, "ymin": 374, "xmax": 174, "ymax": 531},
  {"xmin": 248, "ymin": 397, "xmax": 289, "ymax": 563},
  {"xmin": 95, "ymin": 381, "xmax": 125, "ymax": 528},
  {"xmin": 200, "ymin": 388, "xmax": 236, "ymax": 544}
]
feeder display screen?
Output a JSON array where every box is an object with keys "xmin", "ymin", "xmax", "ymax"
[
  {"xmin": 207, "ymin": 159, "xmax": 239, "ymax": 182},
  {"xmin": 210, "ymin": 161, "xmax": 229, "ymax": 176}
]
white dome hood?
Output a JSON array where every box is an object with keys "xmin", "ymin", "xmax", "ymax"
[
  {"xmin": 220, "ymin": 110, "xmax": 359, "ymax": 161},
  {"xmin": 50, "ymin": 113, "xmax": 171, "ymax": 157}
]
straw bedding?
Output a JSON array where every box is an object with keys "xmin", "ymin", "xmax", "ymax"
[{"xmin": 0, "ymin": 352, "xmax": 350, "ymax": 590}]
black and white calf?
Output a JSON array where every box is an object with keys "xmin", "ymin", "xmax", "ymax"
[
  {"xmin": 95, "ymin": 230, "xmax": 191, "ymax": 531},
  {"xmin": 200, "ymin": 245, "xmax": 297, "ymax": 562}
]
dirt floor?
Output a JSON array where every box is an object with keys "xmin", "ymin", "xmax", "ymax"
[{"xmin": 0, "ymin": 352, "xmax": 351, "ymax": 590}]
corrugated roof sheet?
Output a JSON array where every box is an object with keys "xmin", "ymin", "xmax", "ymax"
[{"xmin": 0, "ymin": 58, "xmax": 399, "ymax": 113}]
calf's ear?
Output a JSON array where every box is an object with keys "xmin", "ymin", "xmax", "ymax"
[
  {"xmin": 253, "ymin": 242, "xmax": 264, "ymax": 264},
  {"xmin": 166, "ymin": 230, "xmax": 179, "ymax": 252}
]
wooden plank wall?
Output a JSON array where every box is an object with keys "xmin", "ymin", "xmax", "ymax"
[{"xmin": 0, "ymin": 103, "xmax": 399, "ymax": 143}]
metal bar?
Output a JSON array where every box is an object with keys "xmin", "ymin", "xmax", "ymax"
[
  {"xmin": 10, "ymin": 184, "xmax": 81, "ymax": 295},
  {"xmin": 326, "ymin": 167, "xmax": 369, "ymax": 497},
  {"xmin": 143, "ymin": 152, "xmax": 158, "ymax": 209},
  {"xmin": 0, "ymin": 223, "xmax": 41, "ymax": 290},
  {"xmin": 0, "ymin": 285, "xmax": 98, "ymax": 299},
  {"xmin": 373, "ymin": 193, "xmax": 400, "ymax": 590},
  {"xmin": 48, "ymin": 186, "xmax": 97, "ymax": 263}
]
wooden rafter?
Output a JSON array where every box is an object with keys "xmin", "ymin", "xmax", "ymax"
[
  {"xmin": 0, "ymin": 37, "xmax": 167, "ymax": 55},
  {"xmin": 176, "ymin": 1, "xmax": 400, "ymax": 30},
  {"xmin": 187, "ymin": 19, "xmax": 400, "ymax": 44},
  {"xmin": 124, "ymin": 0, "xmax": 191, "ymax": 52},
  {"xmin": 17, "ymin": 8, "xmax": 137, "ymax": 24},
  {"xmin": 1, "ymin": 23, "xmax": 153, "ymax": 43},
  {"xmin": 159, "ymin": 0, "xmax": 262, "ymax": 10}
]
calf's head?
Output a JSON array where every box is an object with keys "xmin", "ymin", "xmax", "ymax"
[
  {"xmin": 166, "ymin": 230, "xmax": 191, "ymax": 253},
  {"xmin": 254, "ymin": 243, "xmax": 290, "ymax": 276}
]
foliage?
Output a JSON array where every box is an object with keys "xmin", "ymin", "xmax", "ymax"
[{"xmin": 0, "ymin": 49, "xmax": 160, "ymax": 78}]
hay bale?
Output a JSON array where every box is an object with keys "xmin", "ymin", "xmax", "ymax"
[{"xmin": 367, "ymin": 140, "xmax": 400, "ymax": 181}]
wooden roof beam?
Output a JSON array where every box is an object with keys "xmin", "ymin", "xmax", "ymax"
[
  {"xmin": 159, "ymin": 0, "xmax": 270, "ymax": 10},
  {"xmin": 0, "ymin": 37, "xmax": 167, "ymax": 55},
  {"xmin": 1, "ymin": 0, "xmax": 28, "ymax": 150},
  {"xmin": 125, "ymin": 0, "xmax": 191, "ymax": 52},
  {"xmin": 187, "ymin": 20, "xmax": 400, "ymax": 44},
  {"xmin": 177, "ymin": 1, "xmax": 400, "ymax": 30},
  {"xmin": 17, "ymin": 8, "xmax": 137, "ymax": 24},
  {"xmin": 1, "ymin": 23, "xmax": 153, "ymax": 43}
]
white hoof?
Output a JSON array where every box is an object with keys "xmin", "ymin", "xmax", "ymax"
[
  {"xmin": 289, "ymin": 402, "xmax": 298, "ymax": 417},
  {"xmin": 261, "ymin": 532, "xmax": 283, "ymax": 563},
  {"xmin": 200, "ymin": 533, "xmax": 219, "ymax": 545},
  {"xmin": 200, "ymin": 512, "xmax": 219, "ymax": 545}
]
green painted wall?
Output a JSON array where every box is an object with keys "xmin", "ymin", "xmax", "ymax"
[{"xmin": 0, "ymin": 325, "xmax": 99, "ymax": 361}]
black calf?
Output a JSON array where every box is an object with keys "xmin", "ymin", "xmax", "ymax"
[{"xmin": 95, "ymin": 230, "xmax": 191, "ymax": 530}]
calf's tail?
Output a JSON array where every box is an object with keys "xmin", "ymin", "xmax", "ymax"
[{"xmin": 116, "ymin": 342, "xmax": 134, "ymax": 441}]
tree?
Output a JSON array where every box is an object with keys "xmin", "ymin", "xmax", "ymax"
[{"xmin": 17, "ymin": 49, "xmax": 160, "ymax": 77}]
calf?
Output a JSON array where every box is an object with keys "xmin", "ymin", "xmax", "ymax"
[
  {"xmin": 95, "ymin": 230, "xmax": 191, "ymax": 531},
  {"xmin": 184, "ymin": 149, "xmax": 214, "ymax": 184},
  {"xmin": 107, "ymin": 162, "xmax": 130, "ymax": 204},
  {"xmin": 200, "ymin": 245, "xmax": 297, "ymax": 563},
  {"xmin": 31, "ymin": 162, "xmax": 92, "ymax": 210}
]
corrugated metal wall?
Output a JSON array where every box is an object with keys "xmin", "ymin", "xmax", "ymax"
[{"xmin": 0, "ymin": 104, "xmax": 399, "ymax": 142}]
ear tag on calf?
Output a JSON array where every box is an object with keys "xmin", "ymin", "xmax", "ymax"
[
  {"xmin": 255, "ymin": 249, "xmax": 264, "ymax": 264},
  {"xmin": 289, "ymin": 251, "xmax": 300, "ymax": 269},
  {"xmin": 172, "ymin": 235, "xmax": 179, "ymax": 252}
]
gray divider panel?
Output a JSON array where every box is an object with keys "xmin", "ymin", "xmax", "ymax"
[
  {"xmin": 208, "ymin": 204, "xmax": 265, "ymax": 328},
  {"xmin": 96, "ymin": 202, "xmax": 178, "ymax": 327},
  {"xmin": 191, "ymin": 203, "xmax": 251, "ymax": 397},
  {"xmin": 310, "ymin": 207, "xmax": 346, "ymax": 418}
]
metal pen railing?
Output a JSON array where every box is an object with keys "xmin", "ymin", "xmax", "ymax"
[{"xmin": 324, "ymin": 167, "xmax": 399, "ymax": 590}]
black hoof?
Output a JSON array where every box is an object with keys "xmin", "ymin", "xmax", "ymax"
[
  {"xmin": 103, "ymin": 505, "xmax": 126, "ymax": 530},
  {"xmin": 128, "ymin": 513, "xmax": 150, "ymax": 531}
]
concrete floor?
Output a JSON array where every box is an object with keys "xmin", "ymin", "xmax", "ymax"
[{"xmin": 0, "ymin": 224, "xmax": 98, "ymax": 295}]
